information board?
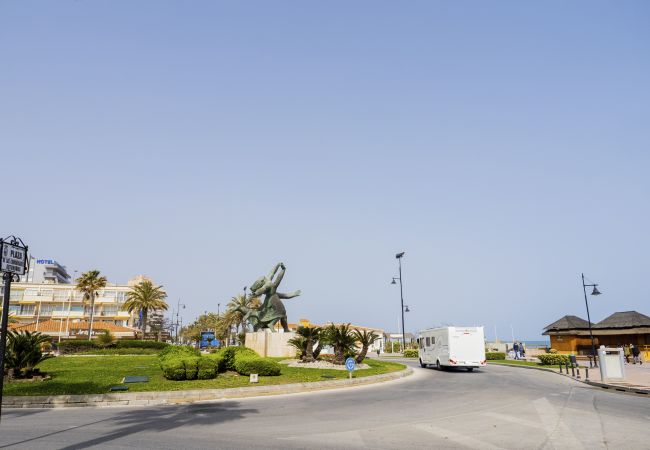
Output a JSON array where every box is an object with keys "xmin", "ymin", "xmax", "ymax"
[{"xmin": 1, "ymin": 242, "xmax": 27, "ymax": 275}]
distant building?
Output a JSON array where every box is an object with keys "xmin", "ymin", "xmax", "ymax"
[
  {"xmin": 21, "ymin": 257, "xmax": 71, "ymax": 284},
  {"xmin": 543, "ymin": 310, "xmax": 650, "ymax": 359}
]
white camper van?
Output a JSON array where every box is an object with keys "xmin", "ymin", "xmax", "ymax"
[{"xmin": 418, "ymin": 326, "xmax": 486, "ymax": 371}]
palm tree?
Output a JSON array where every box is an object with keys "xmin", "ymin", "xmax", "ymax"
[
  {"xmin": 6, "ymin": 330, "xmax": 52, "ymax": 378},
  {"xmin": 354, "ymin": 329, "xmax": 379, "ymax": 364},
  {"xmin": 227, "ymin": 294, "xmax": 260, "ymax": 335},
  {"xmin": 75, "ymin": 270, "xmax": 107, "ymax": 339},
  {"xmin": 123, "ymin": 280, "xmax": 168, "ymax": 339},
  {"xmin": 296, "ymin": 326, "xmax": 322, "ymax": 362},
  {"xmin": 324, "ymin": 323, "xmax": 357, "ymax": 365}
]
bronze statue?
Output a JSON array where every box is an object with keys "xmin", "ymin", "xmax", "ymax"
[{"xmin": 236, "ymin": 262, "xmax": 301, "ymax": 332}]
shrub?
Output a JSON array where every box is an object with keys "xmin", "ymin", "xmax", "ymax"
[
  {"xmin": 537, "ymin": 354, "xmax": 570, "ymax": 365},
  {"xmin": 205, "ymin": 352, "xmax": 227, "ymax": 373},
  {"xmin": 161, "ymin": 358, "xmax": 186, "ymax": 380},
  {"xmin": 159, "ymin": 345, "xmax": 200, "ymax": 360},
  {"xmin": 183, "ymin": 357, "xmax": 200, "ymax": 380},
  {"xmin": 197, "ymin": 357, "xmax": 217, "ymax": 379},
  {"xmin": 97, "ymin": 331, "xmax": 115, "ymax": 348},
  {"xmin": 403, "ymin": 349, "xmax": 419, "ymax": 358},
  {"xmin": 5, "ymin": 331, "xmax": 52, "ymax": 377},
  {"xmin": 548, "ymin": 348, "xmax": 558, "ymax": 354},
  {"xmin": 233, "ymin": 355, "xmax": 281, "ymax": 376},
  {"xmin": 485, "ymin": 352, "xmax": 505, "ymax": 360},
  {"xmin": 117, "ymin": 340, "xmax": 169, "ymax": 350},
  {"xmin": 220, "ymin": 346, "xmax": 258, "ymax": 370},
  {"xmin": 57, "ymin": 340, "xmax": 98, "ymax": 354}
]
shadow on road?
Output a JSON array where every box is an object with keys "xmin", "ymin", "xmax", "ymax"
[{"xmin": 0, "ymin": 401, "xmax": 258, "ymax": 449}]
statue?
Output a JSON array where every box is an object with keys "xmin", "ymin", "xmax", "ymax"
[{"xmin": 236, "ymin": 262, "xmax": 301, "ymax": 332}]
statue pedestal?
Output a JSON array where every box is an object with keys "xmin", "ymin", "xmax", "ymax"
[{"xmin": 245, "ymin": 330, "xmax": 297, "ymax": 358}]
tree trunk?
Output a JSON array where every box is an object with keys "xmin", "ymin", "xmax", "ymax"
[
  {"xmin": 304, "ymin": 336, "xmax": 314, "ymax": 362},
  {"xmin": 356, "ymin": 345, "xmax": 368, "ymax": 364},
  {"xmin": 334, "ymin": 346, "xmax": 345, "ymax": 365},
  {"xmin": 87, "ymin": 293, "xmax": 96, "ymax": 339},
  {"xmin": 141, "ymin": 308, "xmax": 148, "ymax": 340},
  {"xmin": 313, "ymin": 342, "xmax": 323, "ymax": 359}
]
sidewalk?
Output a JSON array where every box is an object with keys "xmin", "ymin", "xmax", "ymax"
[{"xmin": 582, "ymin": 361, "xmax": 650, "ymax": 392}]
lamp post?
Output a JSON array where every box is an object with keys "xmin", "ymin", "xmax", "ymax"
[
  {"xmin": 581, "ymin": 273, "xmax": 602, "ymax": 368},
  {"xmin": 391, "ymin": 252, "xmax": 407, "ymax": 352},
  {"xmin": 174, "ymin": 298, "xmax": 186, "ymax": 344}
]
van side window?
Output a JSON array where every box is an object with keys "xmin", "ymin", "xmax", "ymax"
[
  {"xmin": 425, "ymin": 337, "xmax": 431, "ymax": 347},
  {"xmin": 432, "ymin": 337, "xmax": 436, "ymax": 345}
]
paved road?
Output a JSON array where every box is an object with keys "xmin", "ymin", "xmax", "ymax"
[{"xmin": 1, "ymin": 360, "xmax": 648, "ymax": 449}]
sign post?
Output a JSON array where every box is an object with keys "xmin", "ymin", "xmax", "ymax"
[
  {"xmin": 345, "ymin": 357, "xmax": 356, "ymax": 380},
  {"xmin": 0, "ymin": 236, "xmax": 28, "ymax": 423}
]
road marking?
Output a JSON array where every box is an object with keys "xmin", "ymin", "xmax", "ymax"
[
  {"xmin": 483, "ymin": 412, "xmax": 546, "ymax": 430},
  {"xmin": 412, "ymin": 423, "xmax": 505, "ymax": 450},
  {"xmin": 533, "ymin": 397, "xmax": 584, "ymax": 449},
  {"xmin": 278, "ymin": 430, "xmax": 365, "ymax": 447}
]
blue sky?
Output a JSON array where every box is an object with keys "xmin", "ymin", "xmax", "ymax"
[{"xmin": 2, "ymin": 1, "xmax": 649, "ymax": 339}]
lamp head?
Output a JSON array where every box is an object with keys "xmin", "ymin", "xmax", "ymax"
[
  {"xmin": 391, "ymin": 278, "xmax": 397, "ymax": 285},
  {"xmin": 591, "ymin": 286, "xmax": 602, "ymax": 296},
  {"xmin": 405, "ymin": 306, "xmax": 410, "ymax": 312},
  {"xmin": 395, "ymin": 252, "xmax": 405, "ymax": 259}
]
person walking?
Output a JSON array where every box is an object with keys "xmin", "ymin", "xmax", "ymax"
[
  {"xmin": 630, "ymin": 344, "xmax": 643, "ymax": 364},
  {"xmin": 513, "ymin": 342, "xmax": 520, "ymax": 360},
  {"xmin": 519, "ymin": 342, "xmax": 526, "ymax": 358},
  {"xmin": 624, "ymin": 344, "xmax": 631, "ymax": 364}
]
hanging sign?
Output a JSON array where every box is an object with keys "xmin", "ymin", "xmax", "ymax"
[{"xmin": 1, "ymin": 241, "xmax": 27, "ymax": 275}]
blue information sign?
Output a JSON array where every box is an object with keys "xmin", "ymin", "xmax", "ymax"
[
  {"xmin": 200, "ymin": 331, "xmax": 219, "ymax": 349},
  {"xmin": 345, "ymin": 357, "xmax": 356, "ymax": 372}
]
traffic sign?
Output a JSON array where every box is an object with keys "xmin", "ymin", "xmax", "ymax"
[
  {"xmin": 345, "ymin": 357, "xmax": 356, "ymax": 372},
  {"xmin": 1, "ymin": 241, "xmax": 27, "ymax": 275}
]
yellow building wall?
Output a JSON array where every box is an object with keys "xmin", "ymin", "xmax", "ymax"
[{"xmin": 549, "ymin": 335, "xmax": 594, "ymax": 354}]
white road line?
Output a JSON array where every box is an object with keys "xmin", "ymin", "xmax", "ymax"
[
  {"xmin": 278, "ymin": 430, "xmax": 366, "ymax": 447},
  {"xmin": 483, "ymin": 411, "xmax": 546, "ymax": 430},
  {"xmin": 533, "ymin": 397, "xmax": 584, "ymax": 449},
  {"xmin": 412, "ymin": 423, "xmax": 506, "ymax": 450}
]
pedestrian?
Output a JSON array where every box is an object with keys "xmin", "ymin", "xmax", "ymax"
[
  {"xmin": 631, "ymin": 344, "xmax": 642, "ymax": 365},
  {"xmin": 513, "ymin": 342, "xmax": 520, "ymax": 360},
  {"xmin": 624, "ymin": 344, "xmax": 631, "ymax": 364},
  {"xmin": 519, "ymin": 342, "xmax": 526, "ymax": 358}
]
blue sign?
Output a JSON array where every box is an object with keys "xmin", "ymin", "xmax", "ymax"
[
  {"xmin": 200, "ymin": 331, "xmax": 219, "ymax": 349},
  {"xmin": 345, "ymin": 357, "xmax": 356, "ymax": 372},
  {"xmin": 36, "ymin": 259, "xmax": 55, "ymax": 265}
]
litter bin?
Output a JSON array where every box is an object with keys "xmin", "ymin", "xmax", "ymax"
[{"xmin": 597, "ymin": 346, "xmax": 626, "ymax": 382}]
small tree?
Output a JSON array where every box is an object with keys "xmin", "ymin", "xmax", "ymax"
[
  {"xmin": 123, "ymin": 280, "xmax": 168, "ymax": 339},
  {"xmin": 324, "ymin": 324, "xmax": 357, "ymax": 365},
  {"xmin": 96, "ymin": 330, "xmax": 115, "ymax": 348},
  {"xmin": 76, "ymin": 270, "xmax": 107, "ymax": 339},
  {"xmin": 296, "ymin": 326, "xmax": 322, "ymax": 362},
  {"xmin": 354, "ymin": 329, "xmax": 379, "ymax": 364},
  {"xmin": 5, "ymin": 331, "xmax": 52, "ymax": 378}
]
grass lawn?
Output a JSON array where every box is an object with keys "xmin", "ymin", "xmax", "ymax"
[{"xmin": 3, "ymin": 356, "xmax": 405, "ymax": 397}]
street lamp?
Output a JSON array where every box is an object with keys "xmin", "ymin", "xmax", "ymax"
[
  {"xmin": 581, "ymin": 273, "xmax": 602, "ymax": 368},
  {"xmin": 391, "ymin": 252, "xmax": 407, "ymax": 352},
  {"xmin": 174, "ymin": 299, "xmax": 186, "ymax": 344}
]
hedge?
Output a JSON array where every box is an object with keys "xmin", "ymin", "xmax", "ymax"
[
  {"xmin": 161, "ymin": 358, "xmax": 186, "ymax": 380},
  {"xmin": 197, "ymin": 357, "xmax": 217, "ymax": 379},
  {"xmin": 183, "ymin": 356, "xmax": 200, "ymax": 380},
  {"xmin": 537, "ymin": 354, "xmax": 570, "ymax": 365},
  {"xmin": 403, "ymin": 349, "xmax": 418, "ymax": 358},
  {"xmin": 233, "ymin": 354, "xmax": 281, "ymax": 376},
  {"xmin": 220, "ymin": 346, "xmax": 258, "ymax": 370},
  {"xmin": 57, "ymin": 340, "xmax": 97, "ymax": 354},
  {"xmin": 205, "ymin": 352, "xmax": 226, "ymax": 373},
  {"xmin": 485, "ymin": 352, "xmax": 505, "ymax": 360},
  {"xmin": 116, "ymin": 340, "xmax": 169, "ymax": 350},
  {"xmin": 159, "ymin": 345, "xmax": 200, "ymax": 360}
]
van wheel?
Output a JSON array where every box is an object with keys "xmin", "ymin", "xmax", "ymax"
[
  {"xmin": 467, "ymin": 368, "xmax": 474, "ymax": 372},
  {"xmin": 436, "ymin": 360, "xmax": 441, "ymax": 370},
  {"xmin": 419, "ymin": 359, "xmax": 426, "ymax": 368}
]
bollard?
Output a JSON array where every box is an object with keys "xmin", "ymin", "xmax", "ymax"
[
  {"xmin": 585, "ymin": 367, "xmax": 589, "ymax": 381},
  {"xmin": 576, "ymin": 366, "xmax": 581, "ymax": 379},
  {"xmin": 571, "ymin": 364, "xmax": 575, "ymax": 377}
]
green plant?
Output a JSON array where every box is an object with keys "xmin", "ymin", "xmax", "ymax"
[
  {"xmin": 183, "ymin": 356, "xmax": 200, "ymax": 380},
  {"xmin": 123, "ymin": 280, "xmax": 168, "ymax": 339},
  {"xmin": 537, "ymin": 354, "xmax": 570, "ymax": 365},
  {"xmin": 205, "ymin": 352, "xmax": 227, "ymax": 372},
  {"xmin": 159, "ymin": 345, "xmax": 200, "ymax": 360},
  {"xmin": 233, "ymin": 355, "xmax": 281, "ymax": 376},
  {"xmin": 96, "ymin": 330, "xmax": 115, "ymax": 348},
  {"xmin": 353, "ymin": 329, "xmax": 379, "ymax": 363},
  {"xmin": 161, "ymin": 358, "xmax": 186, "ymax": 380},
  {"xmin": 485, "ymin": 352, "xmax": 505, "ymax": 360},
  {"xmin": 220, "ymin": 346, "xmax": 258, "ymax": 370},
  {"xmin": 403, "ymin": 349, "xmax": 419, "ymax": 358},
  {"xmin": 5, "ymin": 331, "xmax": 52, "ymax": 377},
  {"xmin": 288, "ymin": 336, "xmax": 307, "ymax": 359},
  {"xmin": 197, "ymin": 357, "xmax": 218, "ymax": 379},
  {"xmin": 324, "ymin": 324, "xmax": 357, "ymax": 365},
  {"xmin": 296, "ymin": 326, "xmax": 322, "ymax": 362},
  {"xmin": 548, "ymin": 348, "xmax": 558, "ymax": 354},
  {"xmin": 117, "ymin": 340, "xmax": 169, "ymax": 350}
]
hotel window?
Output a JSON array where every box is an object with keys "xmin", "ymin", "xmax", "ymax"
[
  {"xmin": 54, "ymin": 290, "xmax": 71, "ymax": 301},
  {"xmin": 24, "ymin": 288, "xmax": 39, "ymax": 296},
  {"xmin": 102, "ymin": 306, "xmax": 118, "ymax": 316},
  {"xmin": 19, "ymin": 305, "xmax": 35, "ymax": 315},
  {"xmin": 102, "ymin": 291, "xmax": 117, "ymax": 300},
  {"xmin": 10, "ymin": 290, "xmax": 23, "ymax": 300}
]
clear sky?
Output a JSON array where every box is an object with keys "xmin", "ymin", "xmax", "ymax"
[{"xmin": 2, "ymin": 2, "xmax": 649, "ymax": 340}]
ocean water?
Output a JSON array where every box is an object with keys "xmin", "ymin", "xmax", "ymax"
[{"xmin": 523, "ymin": 340, "xmax": 549, "ymax": 348}]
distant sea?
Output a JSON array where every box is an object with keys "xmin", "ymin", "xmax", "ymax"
[{"xmin": 522, "ymin": 340, "xmax": 550, "ymax": 348}]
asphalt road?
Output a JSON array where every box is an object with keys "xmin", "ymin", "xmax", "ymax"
[{"xmin": 1, "ymin": 360, "xmax": 648, "ymax": 449}]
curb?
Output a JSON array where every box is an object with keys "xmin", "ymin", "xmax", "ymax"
[
  {"xmin": 488, "ymin": 362, "xmax": 650, "ymax": 397},
  {"xmin": 2, "ymin": 367, "xmax": 413, "ymax": 409}
]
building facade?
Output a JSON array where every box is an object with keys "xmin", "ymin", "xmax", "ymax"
[{"xmin": 20, "ymin": 257, "xmax": 71, "ymax": 284}]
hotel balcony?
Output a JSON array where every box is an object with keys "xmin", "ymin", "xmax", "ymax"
[{"xmin": 51, "ymin": 311, "xmax": 85, "ymax": 319}]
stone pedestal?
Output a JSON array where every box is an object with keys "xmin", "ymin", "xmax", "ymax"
[{"xmin": 245, "ymin": 330, "xmax": 297, "ymax": 358}]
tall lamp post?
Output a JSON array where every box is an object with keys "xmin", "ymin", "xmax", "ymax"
[
  {"xmin": 581, "ymin": 273, "xmax": 602, "ymax": 368},
  {"xmin": 174, "ymin": 298, "xmax": 186, "ymax": 344},
  {"xmin": 391, "ymin": 252, "xmax": 407, "ymax": 352}
]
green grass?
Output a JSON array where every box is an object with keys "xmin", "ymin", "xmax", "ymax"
[
  {"xmin": 74, "ymin": 348, "xmax": 162, "ymax": 356},
  {"xmin": 3, "ymin": 356, "xmax": 405, "ymax": 396}
]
